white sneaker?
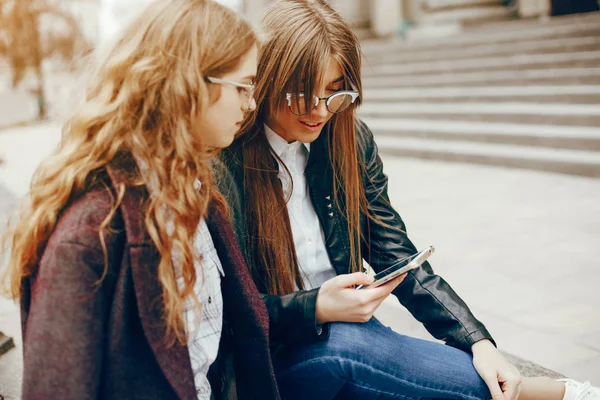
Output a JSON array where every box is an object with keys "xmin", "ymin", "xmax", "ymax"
[{"xmin": 559, "ymin": 379, "xmax": 600, "ymax": 400}]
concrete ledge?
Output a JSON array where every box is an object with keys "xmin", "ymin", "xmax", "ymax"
[
  {"xmin": 0, "ymin": 92, "xmax": 37, "ymax": 129},
  {"xmin": 502, "ymin": 351, "xmax": 565, "ymax": 378}
]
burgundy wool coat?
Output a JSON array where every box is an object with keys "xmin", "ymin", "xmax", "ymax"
[{"xmin": 19, "ymin": 162, "xmax": 280, "ymax": 400}]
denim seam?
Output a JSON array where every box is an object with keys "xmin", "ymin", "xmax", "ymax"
[
  {"xmin": 344, "ymin": 380, "xmax": 417, "ymax": 400},
  {"xmin": 276, "ymin": 356, "xmax": 486, "ymax": 400}
]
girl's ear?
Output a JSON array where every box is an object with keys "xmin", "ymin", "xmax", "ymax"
[{"xmin": 206, "ymin": 83, "xmax": 222, "ymax": 105}]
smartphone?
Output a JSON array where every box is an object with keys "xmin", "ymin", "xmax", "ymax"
[{"xmin": 356, "ymin": 246, "xmax": 435, "ymax": 290}]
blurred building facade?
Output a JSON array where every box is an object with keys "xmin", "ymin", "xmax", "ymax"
[
  {"xmin": 58, "ymin": 0, "xmax": 598, "ymax": 44},
  {"xmin": 244, "ymin": 0, "xmax": 517, "ymax": 37},
  {"xmin": 60, "ymin": 0, "xmax": 102, "ymax": 44},
  {"xmin": 243, "ymin": 0, "xmax": 598, "ymax": 38}
]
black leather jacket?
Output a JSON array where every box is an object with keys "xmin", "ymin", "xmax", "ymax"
[{"xmin": 217, "ymin": 119, "xmax": 494, "ymax": 353}]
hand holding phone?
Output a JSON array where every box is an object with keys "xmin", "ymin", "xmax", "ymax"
[
  {"xmin": 315, "ymin": 272, "xmax": 404, "ymax": 324},
  {"xmin": 356, "ymin": 246, "xmax": 435, "ymax": 290}
]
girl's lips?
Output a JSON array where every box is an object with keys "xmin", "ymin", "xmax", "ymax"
[{"xmin": 299, "ymin": 121, "xmax": 324, "ymax": 131}]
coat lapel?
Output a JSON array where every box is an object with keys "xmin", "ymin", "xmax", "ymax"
[
  {"xmin": 205, "ymin": 206, "xmax": 280, "ymax": 398},
  {"xmin": 205, "ymin": 205, "xmax": 269, "ymax": 338},
  {"xmin": 106, "ymin": 163, "xmax": 197, "ymax": 400}
]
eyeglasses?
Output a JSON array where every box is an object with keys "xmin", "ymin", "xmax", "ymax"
[
  {"xmin": 205, "ymin": 76, "xmax": 255, "ymax": 108},
  {"xmin": 286, "ymin": 91, "xmax": 359, "ymax": 116}
]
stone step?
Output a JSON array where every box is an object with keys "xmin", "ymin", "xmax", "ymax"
[
  {"xmin": 363, "ymin": 112, "xmax": 600, "ymax": 127},
  {"xmin": 461, "ymin": 10, "xmax": 521, "ymax": 28},
  {"xmin": 364, "ymin": 35, "xmax": 600, "ymax": 65},
  {"xmin": 364, "ymin": 85, "xmax": 600, "ymax": 101},
  {"xmin": 361, "ymin": 102, "xmax": 600, "ymax": 116},
  {"xmin": 369, "ymin": 95, "xmax": 600, "ymax": 104},
  {"xmin": 424, "ymin": 0, "xmax": 504, "ymax": 11},
  {"xmin": 362, "ymin": 117, "xmax": 600, "ymax": 145},
  {"xmin": 464, "ymin": 10, "xmax": 600, "ymax": 33},
  {"xmin": 420, "ymin": 5, "xmax": 516, "ymax": 24},
  {"xmin": 360, "ymin": 102, "xmax": 600, "ymax": 127},
  {"xmin": 361, "ymin": 19, "xmax": 600, "ymax": 55},
  {"xmin": 364, "ymin": 51, "xmax": 600, "ymax": 76},
  {"xmin": 361, "ymin": 67, "xmax": 600, "ymax": 87},
  {"xmin": 363, "ymin": 117, "xmax": 600, "ymax": 150},
  {"xmin": 368, "ymin": 59, "xmax": 600, "ymax": 77},
  {"xmin": 372, "ymin": 135, "xmax": 600, "ymax": 177},
  {"xmin": 360, "ymin": 102, "xmax": 600, "ymax": 117}
]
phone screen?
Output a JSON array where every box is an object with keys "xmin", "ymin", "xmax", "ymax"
[
  {"xmin": 356, "ymin": 246, "xmax": 435, "ymax": 290},
  {"xmin": 372, "ymin": 253, "xmax": 420, "ymax": 282}
]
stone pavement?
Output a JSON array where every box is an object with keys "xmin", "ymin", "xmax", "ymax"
[
  {"xmin": 0, "ymin": 183, "xmax": 19, "ymax": 399},
  {"xmin": 0, "ymin": 122, "xmax": 598, "ymax": 397},
  {"xmin": 374, "ymin": 156, "xmax": 600, "ymax": 384},
  {"xmin": 0, "ymin": 294, "xmax": 21, "ymax": 400},
  {"xmin": 0, "ymin": 123, "xmax": 48, "ymax": 400},
  {"xmin": 0, "ymin": 92, "xmax": 37, "ymax": 130}
]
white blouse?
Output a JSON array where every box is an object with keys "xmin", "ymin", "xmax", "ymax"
[{"xmin": 265, "ymin": 124, "xmax": 337, "ymax": 289}]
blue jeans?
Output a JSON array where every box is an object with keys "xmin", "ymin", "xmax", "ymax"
[{"xmin": 273, "ymin": 319, "xmax": 492, "ymax": 400}]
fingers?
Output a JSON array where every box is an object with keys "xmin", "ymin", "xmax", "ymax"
[
  {"xmin": 482, "ymin": 374, "xmax": 505, "ymax": 400},
  {"xmin": 500, "ymin": 374, "xmax": 522, "ymax": 400},
  {"xmin": 502, "ymin": 383, "xmax": 517, "ymax": 400},
  {"xmin": 332, "ymin": 272, "xmax": 374, "ymax": 288},
  {"xmin": 365, "ymin": 273, "xmax": 407, "ymax": 298},
  {"xmin": 360, "ymin": 287, "xmax": 395, "ymax": 307},
  {"xmin": 382, "ymin": 273, "xmax": 407, "ymax": 292}
]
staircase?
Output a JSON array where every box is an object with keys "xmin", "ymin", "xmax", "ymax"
[
  {"xmin": 359, "ymin": 11, "xmax": 600, "ymax": 177},
  {"xmin": 419, "ymin": 0, "xmax": 517, "ymax": 28}
]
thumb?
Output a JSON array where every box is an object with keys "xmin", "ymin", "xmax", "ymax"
[
  {"xmin": 332, "ymin": 272, "xmax": 374, "ymax": 288},
  {"xmin": 483, "ymin": 374, "xmax": 504, "ymax": 400}
]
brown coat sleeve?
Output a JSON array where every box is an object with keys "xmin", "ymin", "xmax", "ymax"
[{"xmin": 20, "ymin": 190, "xmax": 125, "ymax": 400}]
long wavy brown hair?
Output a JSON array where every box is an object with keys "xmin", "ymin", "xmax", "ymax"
[
  {"xmin": 235, "ymin": 0, "xmax": 370, "ymax": 296},
  {"xmin": 1, "ymin": 0, "xmax": 257, "ymax": 344}
]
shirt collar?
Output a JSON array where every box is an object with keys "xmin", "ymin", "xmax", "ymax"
[{"xmin": 264, "ymin": 124, "xmax": 310, "ymax": 157}]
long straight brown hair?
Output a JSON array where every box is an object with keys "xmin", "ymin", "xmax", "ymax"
[{"xmin": 235, "ymin": 0, "xmax": 370, "ymax": 296}]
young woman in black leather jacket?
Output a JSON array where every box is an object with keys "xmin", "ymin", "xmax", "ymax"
[{"xmin": 218, "ymin": 1, "xmax": 599, "ymax": 399}]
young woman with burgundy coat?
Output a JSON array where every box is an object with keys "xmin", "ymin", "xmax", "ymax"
[{"xmin": 2, "ymin": 1, "xmax": 279, "ymax": 399}]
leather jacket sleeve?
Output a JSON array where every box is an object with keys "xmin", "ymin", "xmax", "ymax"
[
  {"xmin": 356, "ymin": 119, "xmax": 495, "ymax": 353},
  {"xmin": 261, "ymin": 290, "xmax": 329, "ymax": 347},
  {"xmin": 216, "ymin": 150, "xmax": 329, "ymax": 348}
]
